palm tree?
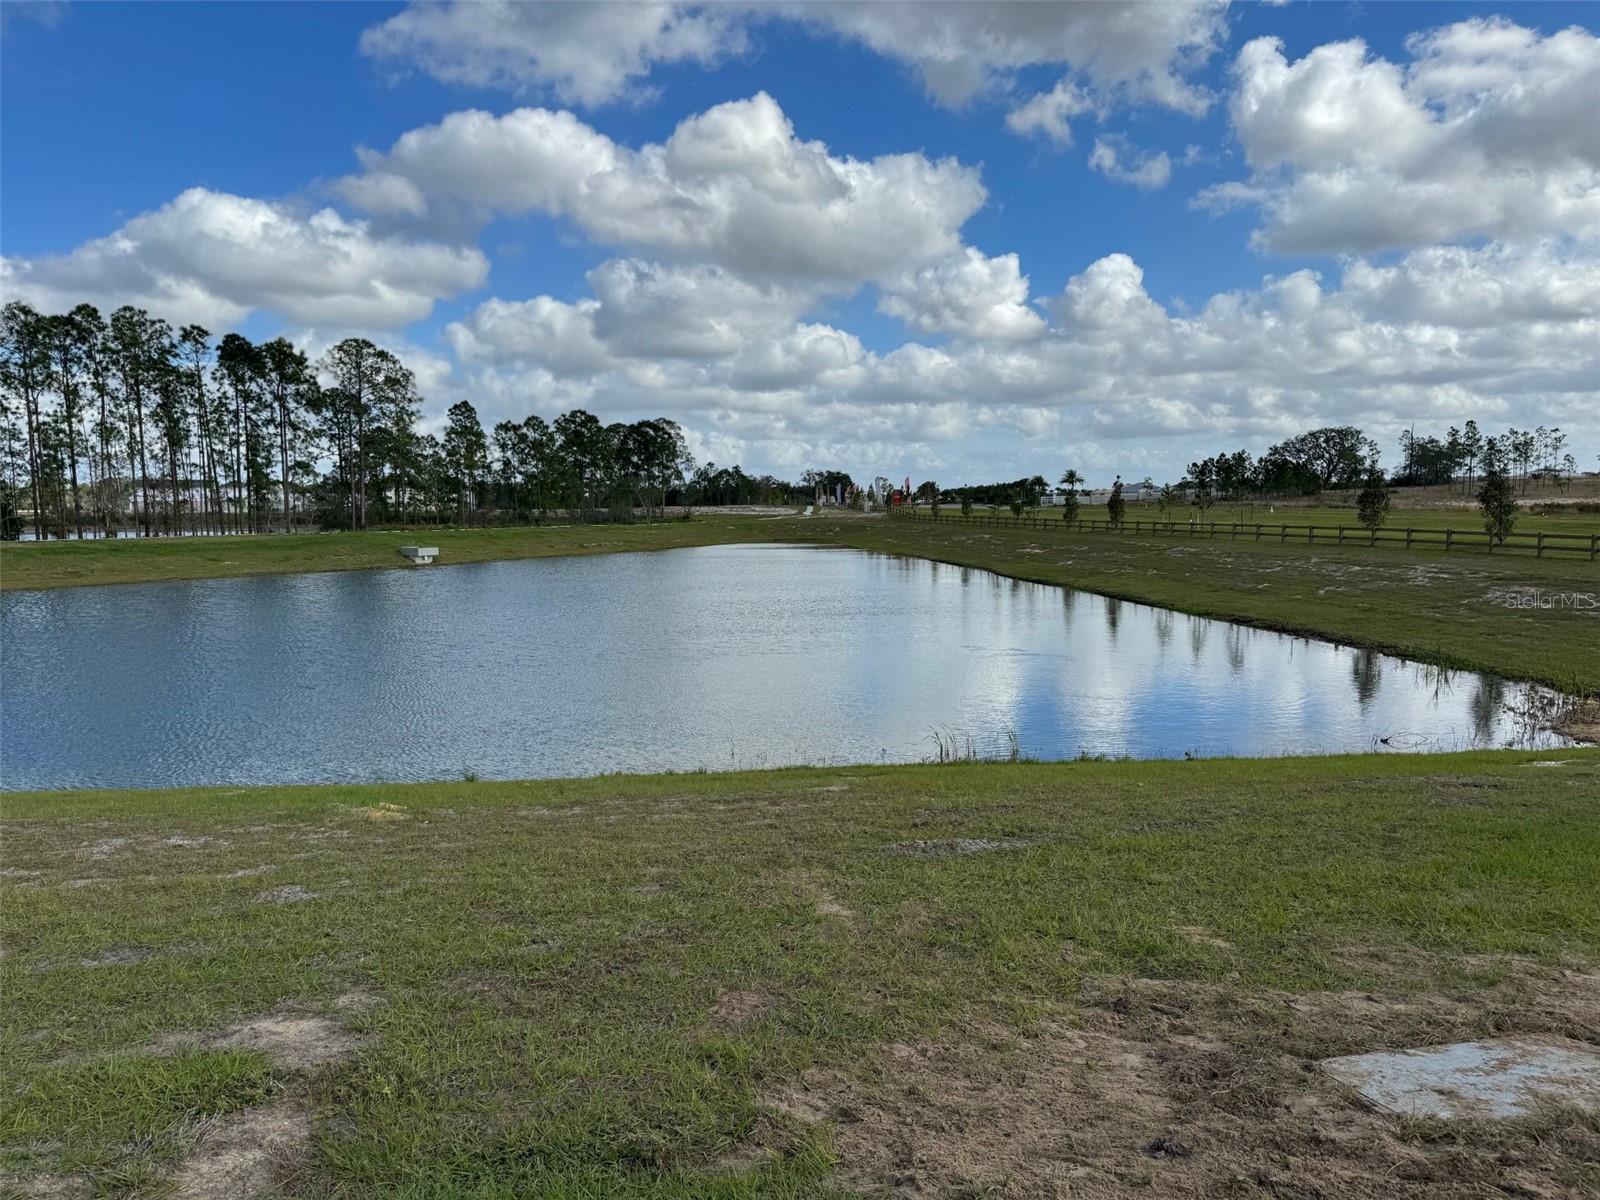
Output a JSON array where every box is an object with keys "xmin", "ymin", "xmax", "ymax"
[{"xmin": 1059, "ymin": 468, "xmax": 1083, "ymax": 523}]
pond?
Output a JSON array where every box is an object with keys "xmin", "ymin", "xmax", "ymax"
[{"xmin": 0, "ymin": 544, "xmax": 1574, "ymax": 789}]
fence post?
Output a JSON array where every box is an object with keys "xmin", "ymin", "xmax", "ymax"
[
  {"xmin": 1338, "ymin": 526, "xmax": 1344, "ymax": 546},
  {"xmin": 1536, "ymin": 531, "xmax": 1544, "ymax": 558},
  {"xmin": 1405, "ymin": 527, "xmax": 1414, "ymax": 550},
  {"xmin": 1308, "ymin": 524, "xmax": 1315, "ymax": 544},
  {"xmin": 1444, "ymin": 528, "xmax": 1452, "ymax": 552},
  {"xmin": 1592, "ymin": 533, "xmax": 1598, "ymax": 562}
]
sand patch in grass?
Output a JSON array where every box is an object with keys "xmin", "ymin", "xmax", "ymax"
[
  {"xmin": 171, "ymin": 1100, "xmax": 312, "ymax": 1199},
  {"xmin": 154, "ymin": 1013, "xmax": 362, "ymax": 1072}
]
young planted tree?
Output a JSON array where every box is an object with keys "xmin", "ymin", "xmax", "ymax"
[
  {"xmin": 1059, "ymin": 468, "xmax": 1082, "ymax": 523},
  {"xmin": 1356, "ymin": 468, "xmax": 1391, "ymax": 533},
  {"xmin": 1477, "ymin": 445, "xmax": 1516, "ymax": 547},
  {"xmin": 1106, "ymin": 476, "xmax": 1126, "ymax": 527}
]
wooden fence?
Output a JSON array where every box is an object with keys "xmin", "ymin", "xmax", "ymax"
[{"xmin": 891, "ymin": 507, "xmax": 1600, "ymax": 560}]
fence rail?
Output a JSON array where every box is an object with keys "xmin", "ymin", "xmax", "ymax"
[{"xmin": 891, "ymin": 508, "xmax": 1600, "ymax": 560}]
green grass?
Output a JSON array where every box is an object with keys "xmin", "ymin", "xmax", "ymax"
[
  {"xmin": 967, "ymin": 499, "xmax": 1600, "ymax": 534},
  {"xmin": 5, "ymin": 752, "xmax": 1599, "ymax": 1196},
  {"xmin": 0, "ymin": 518, "xmax": 788, "ymax": 592}
]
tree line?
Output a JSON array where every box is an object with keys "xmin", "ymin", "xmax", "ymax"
[
  {"xmin": 0, "ymin": 301, "xmax": 816, "ymax": 540},
  {"xmin": 1181, "ymin": 423, "xmax": 1582, "ymax": 508}
]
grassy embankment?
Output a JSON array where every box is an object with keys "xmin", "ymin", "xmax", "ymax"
[
  {"xmin": 5, "ymin": 752, "xmax": 1600, "ymax": 1197},
  {"xmin": 807, "ymin": 515, "xmax": 1600, "ymax": 696},
  {"xmin": 0, "ymin": 519, "xmax": 784, "ymax": 592}
]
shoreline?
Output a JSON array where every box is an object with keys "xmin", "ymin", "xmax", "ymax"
[{"xmin": 5, "ymin": 516, "xmax": 1598, "ymax": 694}]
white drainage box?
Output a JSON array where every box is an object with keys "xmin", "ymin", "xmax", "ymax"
[
  {"xmin": 1321, "ymin": 1037, "xmax": 1600, "ymax": 1120},
  {"xmin": 398, "ymin": 545, "xmax": 439, "ymax": 565}
]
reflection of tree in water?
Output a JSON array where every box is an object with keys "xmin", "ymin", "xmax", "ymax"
[
  {"xmin": 1471, "ymin": 675, "xmax": 1508, "ymax": 742},
  {"xmin": 1187, "ymin": 616, "xmax": 1208, "ymax": 664},
  {"xmin": 1153, "ymin": 608, "xmax": 1174, "ymax": 648},
  {"xmin": 1059, "ymin": 590, "xmax": 1078, "ymax": 631},
  {"xmin": 1350, "ymin": 650, "xmax": 1382, "ymax": 707},
  {"xmin": 1225, "ymin": 626, "xmax": 1247, "ymax": 675},
  {"xmin": 1104, "ymin": 597, "xmax": 1121, "ymax": 641}
]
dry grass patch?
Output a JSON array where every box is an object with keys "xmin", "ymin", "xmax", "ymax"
[
  {"xmin": 153, "ymin": 1013, "xmax": 363, "ymax": 1072},
  {"xmin": 170, "ymin": 1101, "xmax": 312, "ymax": 1200},
  {"xmin": 764, "ymin": 961, "xmax": 1600, "ymax": 1198}
]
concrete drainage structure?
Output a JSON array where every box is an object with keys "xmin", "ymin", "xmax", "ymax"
[
  {"xmin": 1321, "ymin": 1037, "xmax": 1600, "ymax": 1120},
  {"xmin": 398, "ymin": 546, "xmax": 439, "ymax": 565}
]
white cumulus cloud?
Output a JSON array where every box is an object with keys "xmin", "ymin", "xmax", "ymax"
[
  {"xmin": 1088, "ymin": 135, "xmax": 1173, "ymax": 190},
  {"xmin": 1199, "ymin": 18, "xmax": 1600, "ymax": 253},
  {"xmin": 0, "ymin": 187, "xmax": 487, "ymax": 330},
  {"xmin": 360, "ymin": 1, "xmax": 1228, "ymax": 130},
  {"xmin": 360, "ymin": 0, "xmax": 747, "ymax": 106},
  {"xmin": 340, "ymin": 93, "xmax": 987, "ymax": 291}
]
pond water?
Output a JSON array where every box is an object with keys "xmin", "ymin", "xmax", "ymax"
[{"xmin": 0, "ymin": 544, "xmax": 1573, "ymax": 789}]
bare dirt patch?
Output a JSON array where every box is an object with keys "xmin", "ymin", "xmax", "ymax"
[
  {"xmin": 708, "ymin": 989, "xmax": 773, "ymax": 1031},
  {"xmin": 171, "ymin": 1100, "xmax": 311, "ymax": 1199},
  {"xmin": 761, "ymin": 962, "xmax": 1600, "ymax": 1198},
  {"xmin": 780, "ymin": 869, "xmax": 855, "ymax": 920},
  {"xmin": 155, "ymin": 1013, "xmax": 362, "ymax": 1071},
  {"xmin": 1556, "ymin": 697, "xmax": 1600, "ymax": 744},
  {"xmin": 0, "ymin": 1172, "xmax": 91, "ymax": 1199},
  {"xmin": 886, "ymin": 838, "xmax": 1031, "ymax": 858},
  {"xmin": 1173, "ymin": 926, "xmax": 1235, "ymax": 951},
  {"xmin": 351, "ymin": 802, "xmax": 409, "ymax": 822}
]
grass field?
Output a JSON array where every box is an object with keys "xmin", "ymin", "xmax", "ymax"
[
  {"xmin": 4, "ymin": 752, "xmax": 1599, "ymax": 1198},
  {"xmin": 962, "ymin": 500, "xmax": 1600, "ymax": 534}
]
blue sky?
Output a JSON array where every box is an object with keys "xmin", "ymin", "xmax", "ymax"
[{"xmin": 4, "ymin": 1, "xmax": 1597, "ymax": 485}]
